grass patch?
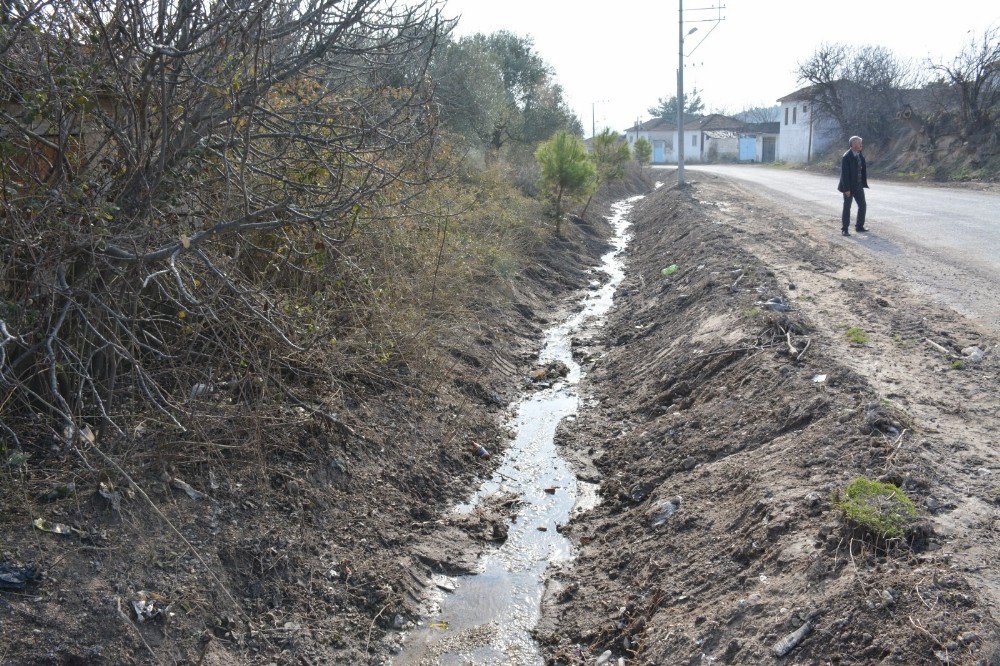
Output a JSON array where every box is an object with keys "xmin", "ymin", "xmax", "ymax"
[
  {"xmin": 799, "ymin": 295, "xmax": 816, "ymax": 302},
  {"xmin": 742, "ymin": 307, "xmax": 762, "ymax": 319},
  {"xmin": 950, "ymin": 360, "xmax": 964, "ymax": 370},
  {"xmin": 846, "ymin": 327, "xmax": 868, "ymax": 344},
  {"xmin": 836, "ymin": 477, "xmax": 919, "ymax": 540}
]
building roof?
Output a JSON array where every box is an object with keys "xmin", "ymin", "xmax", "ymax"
[{"xmin": 627, "ymin": 114, "xmax": 747, "ymax": 133}]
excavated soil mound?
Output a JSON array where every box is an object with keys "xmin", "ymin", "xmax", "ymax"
[{"xmin": 538, "ymin": 179, "xmax": 1000, "ymax": 664}]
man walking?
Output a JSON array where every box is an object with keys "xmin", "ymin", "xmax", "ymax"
[{"xmin": 837, "ymin": 136, "xmax": 868, "ymax": 236}]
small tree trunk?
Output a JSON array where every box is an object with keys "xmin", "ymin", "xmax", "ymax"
[{"xmin": 555, "ymin": 186, "xmax": 564, "ymax": 235}]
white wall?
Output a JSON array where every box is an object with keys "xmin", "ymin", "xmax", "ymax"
[
  {"xmin": 625, "ymin": 128, "xmax": 711, "ymax": 163},
  {"xmin": 778, "ymin": 100, "xmax": 839, "ymax": 162}
]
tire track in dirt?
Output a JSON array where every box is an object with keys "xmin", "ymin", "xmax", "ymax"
[{"xmin": 695, "ymin": 174, "xmax": 1000, "ymax": 619}]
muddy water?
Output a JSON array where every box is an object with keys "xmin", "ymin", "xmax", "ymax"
[{"xmin": 395, "ymin": 195, "xmax": 645, "ymax": 665}]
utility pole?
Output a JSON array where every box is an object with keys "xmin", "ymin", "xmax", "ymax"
[
  {"xmin": 677, "ymin": 0, "xmax": 685, "ymax": 187},
  {"xmin": 675, "ymin": 1, "xmax": 725, "ymax": 187}
]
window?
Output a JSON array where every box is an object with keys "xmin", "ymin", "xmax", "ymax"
[
  {"xmin": 692, "ymin": 134, "xmax": 697, "ymax": 147},
  {"xmin": 793, "ymin": 107, "xmax": 797, "ymax": 124},
  {"xmin": 784, "ymin": 107, "xmax": 788, "ymax": 125},
  {"xmin": 803, "ymin": 105, "xmax": 808, "ymax": 113}
]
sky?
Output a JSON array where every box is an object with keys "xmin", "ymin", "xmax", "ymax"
[{"xmin": 439, "ymin": 0, "xmax": 1000, "ymax": 136}]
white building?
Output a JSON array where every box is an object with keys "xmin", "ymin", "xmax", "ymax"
[
  {"xmin": 776, "ymin": 85, "xmax": 840, "ymax": 163},
  {"xmin": 624, "ymin": 114, "xmax": 776, "ymax": 164}
]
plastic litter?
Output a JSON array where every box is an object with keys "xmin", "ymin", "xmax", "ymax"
[
  {"xmin": 32, "ymin": 517, "xmax": 84, "ymax": 537},
  {"xmin": 661, "ymin": 264, "xmax": 679, "ymax": 276}
]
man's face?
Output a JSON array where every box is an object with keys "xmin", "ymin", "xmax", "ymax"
[{"xmin": 852, "ymin": 140, "xmax": 863, "ymax": 152}]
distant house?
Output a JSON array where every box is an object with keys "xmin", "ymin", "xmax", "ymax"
[
  {"xmin": 624, "ymin": 114, "xmax": 778, "ymax": 164},
  {"xmin": 739, "ymin": 122, "xmax": 780, "ymax": 163},
  {"xmin": 776, "ymin": 85, "xmax": 841, "ymax": 162}
]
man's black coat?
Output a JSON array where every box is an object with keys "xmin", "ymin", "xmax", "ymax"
[{"xmin": 838, "ymin": 149, "xmax": 868, "ymax": 192}]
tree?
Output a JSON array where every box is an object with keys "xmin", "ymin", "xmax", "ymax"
[
  {"xmin": 797, "ymin": 43, "xmax": 918, "ymax": 144},
  {"xmin": 535, "ymin": 130, "xmax": 596, "ymax": 234},
  {"xmin": 647, "ymin": 88, "xmax": 705, "ymax": 121},
  {"xmin": 735, "ymin": 104, "xmax": 781, "ymax": 124},
  {"xmin": 633, "ymin": 137, "xmax": 652, "ymax": 170},
  {"xmin": 432, "ymin": 31, "xmax": 581, "ymax": 152},
  {"xmin": 590, "ymin": 129, "xmax": 631, "ymax": 182},
  {"xmin": 929, "ymin": 25, "xmax": 1000, "ymax": 142}
]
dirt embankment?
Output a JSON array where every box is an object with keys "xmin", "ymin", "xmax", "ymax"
[
  {"xmin": 538, "ymin": 176, "xmax": 1000, "ymax": 664},
  {"xmin": 0, "ymin": 176, "xmax": 649, "ymax": 666}
]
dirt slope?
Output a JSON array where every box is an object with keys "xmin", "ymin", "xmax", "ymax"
[{"xmin": 538, "ymin": 176, "xmax": 1000, "ymax": 664}]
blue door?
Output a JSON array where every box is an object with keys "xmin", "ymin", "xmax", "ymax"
[
  {"xmin": 739, "ymin": 136, "xmax": 756, "ymax": 161},
  {"xmin": 653, "ymin": 141, "xmax": 665, "ymax": 163}
]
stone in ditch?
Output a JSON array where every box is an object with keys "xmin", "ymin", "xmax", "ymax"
[{"xmin": 595, "ymin": 650, "xmax": 613, "ymax": 665}]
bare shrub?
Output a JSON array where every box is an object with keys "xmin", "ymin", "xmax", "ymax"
[{"xmin": 0, "ymin": 0, "xmax": 459, "ymax": 458}]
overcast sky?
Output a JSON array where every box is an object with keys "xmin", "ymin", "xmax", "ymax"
[{"xmin": 440, "ymin": 0, "xmax": 1000, "ymax": 135}]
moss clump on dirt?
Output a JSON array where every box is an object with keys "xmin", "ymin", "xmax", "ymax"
[
  {"xmin": 836, "ymin": 477, "xmax": 919, "ymax": 539},
  {"xmin": 846, "ymin": 327, "xmax": 868, "ymax": 344}
]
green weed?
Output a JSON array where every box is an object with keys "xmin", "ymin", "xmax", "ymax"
[
  {"xmin": 836, "ymin": 477, "xmax": 919, "ymax": 539},
  {"xmin": 846, "ymin": 327, "xmax": 868, "ymax": 344}
]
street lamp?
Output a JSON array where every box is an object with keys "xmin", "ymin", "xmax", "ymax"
[{"xmin": 677, "ymin": 17, "xmax": 698, "ymax": 187}]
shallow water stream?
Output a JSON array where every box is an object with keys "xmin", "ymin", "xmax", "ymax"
[{"xmin": 395, "ymin": 195, "xmax": 645, "ymax": 665}]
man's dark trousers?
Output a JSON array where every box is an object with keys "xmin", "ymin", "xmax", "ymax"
[{"xmin": 842, "ymin": 189, "xmax": 866, "ymax": 231}]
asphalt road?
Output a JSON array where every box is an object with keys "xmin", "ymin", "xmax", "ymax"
[{"xmin": 668, "ymin": 164, "xmax": 1000, "ymax": 329}]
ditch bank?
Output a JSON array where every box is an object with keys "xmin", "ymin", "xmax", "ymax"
[
  {"xmin": 537, "ymin": 178, "xmax": 1000, "ymax": 664},
  {"xmin": 0, "ymin": 178, "xmax": 647, "ymax": 665}
]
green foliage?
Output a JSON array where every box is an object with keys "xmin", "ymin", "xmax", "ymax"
[
  {"xmin": 647, "ymin": 88, "xmax": 705, "ymax": 120},
  {"xmin": 846, "ymin": 327, "xmax": 868, "ymax": 344},
  {"xmin": 633, "ymin": 137, "xmax": 652, "ymax": 167},
  {"xmin": 951, "ymin": 359, "xmax": 964, "ymax": 370},
  {"xmin": 661, "ymin": 264, "xmax": 679, "ymax": 276},
  {"xmin": 432, "ymin": 31, "xmax": 581, "ymax": 152},
  {"xmin": 590, "ymin": 129, "xmax": 631, "ymax": 183},
  {"xmin": 836, "ymin": 478, "xmax": 919, "ymax": 539},
  {"xmin": 535, "ymin": 131, "xmax": 597, "ymax": 233}
]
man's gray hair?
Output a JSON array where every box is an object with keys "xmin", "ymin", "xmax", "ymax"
[{"xmin": 849, "ymin": 135, "xmax": 863, "ymax": 147}]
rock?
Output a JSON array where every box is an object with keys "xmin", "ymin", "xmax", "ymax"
[
  {"xmin": 961, "ymin": 346, "xmax": 984, "ymax": 363},
  {"xmin": 595, "ymin": 650, "xmax": 613, "ymax": 665},
  {"xmin": 391, "ymin": 614, "xmax": 406, "ymax": 630},
  {"xmin": 880, "ymin": 589, "xmax": 895, "ymax": 606},
  {"xmin": 681, "ymin": 456, "xmax": 698, "ymax": 471},
  {"xmin": 959, "ymin": 631, "xmax": 979, "ymax": 645},
  {"xmin": 874, "ymin": 296, "xmax": 891, "ymax": 307},
  {"xmin": 773, "ymin": 621, "xmax": 811, "ymax": 657},
  {"xmin": 761, "ymin": 297, "xmax": 791, "ymax": 312}
]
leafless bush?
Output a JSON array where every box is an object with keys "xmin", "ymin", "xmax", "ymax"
[
  {"xmin": 928, "ymin": 24, "xmax": 1000, "ymax": 146},
  {"xmin": 0, "ymin": 0, "xmax": 460, "ymax": 459},
  {"xmin": 797, "ymin": 43, "xmax": 919, "ymax": 144}
]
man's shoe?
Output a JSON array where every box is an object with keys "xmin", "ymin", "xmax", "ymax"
[
  {"xmin": 856, "ymin": 226, "xmax": 869, "ymax": 232},
  {"xmin": 842, "ymin": 230, "xmax": 851, "ymax": 236}
]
